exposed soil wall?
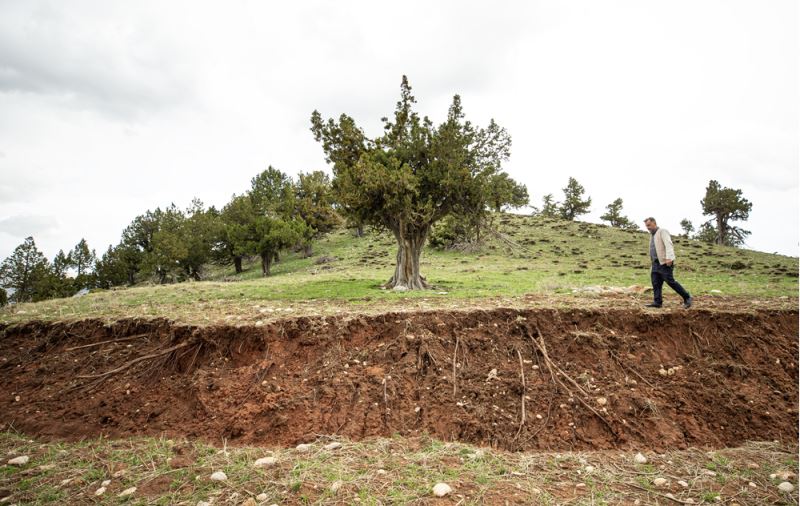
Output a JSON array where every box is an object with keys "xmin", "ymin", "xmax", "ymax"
[{"xmin": 0, "ymin": 308, "xmax": 796, "ymax": 451}]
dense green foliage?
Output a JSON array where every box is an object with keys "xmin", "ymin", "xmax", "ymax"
[{"xmin": 311, "ymin": 76, "xmax": 526, "ymax": 288}]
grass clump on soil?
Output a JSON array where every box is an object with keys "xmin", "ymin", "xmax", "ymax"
[
  {"xmin": 1, "ymin": 214, "xmax": 797, "ymax": 326},
  {"xmin": 1, "ymin": 432, "xmax": 797, "ymax": 505}
]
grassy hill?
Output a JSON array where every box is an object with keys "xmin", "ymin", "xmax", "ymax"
[{"xmin": 1, "ymin": 214, "xmax": 796, "ymax": 325}]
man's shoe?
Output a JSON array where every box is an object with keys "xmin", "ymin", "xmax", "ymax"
[
  {"xmin": 683, "ymin": 297, "xmax": 693, "ymax": 309},
  {"xmin": 645, "ymin": 303, "xmax": 662, "ymax": 308}
]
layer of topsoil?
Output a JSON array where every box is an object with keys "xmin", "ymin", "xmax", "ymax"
[{"xmin": 0, "ymin": 308, "xmax": 797, "ymax": 452}]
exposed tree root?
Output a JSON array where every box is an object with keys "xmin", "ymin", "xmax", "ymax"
[
  {"xmin": 525, "ymin": 325, "xmax": 618, "ymax": 439},
  {"xmin": 64, "ymin": 333, "xmax": 149, "ymax": 352},
  {"xmin": 77, "ymin": 341, "xmax": 193, "ymax": 380},
  {"xmin": 514, "ymin": 348, "xmax": 526, "ymax": 440}
]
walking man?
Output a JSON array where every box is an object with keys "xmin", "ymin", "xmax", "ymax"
[{"xmin": 644, "ymin": 217, "xmax": 692, "ymax": 308}]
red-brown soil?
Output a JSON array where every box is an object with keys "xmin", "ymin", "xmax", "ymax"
[{"xmin": 0, "ymin": 308, "xmax": 796, "ymax": 451}]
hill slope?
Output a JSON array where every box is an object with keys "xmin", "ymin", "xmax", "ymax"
[{"xmin": 1, "ymin": 214, "xmax": 796, "ymax": 325}]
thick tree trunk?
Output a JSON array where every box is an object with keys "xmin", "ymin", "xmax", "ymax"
[
  {"xmin": 234, "ymin": 256, "xmax": 242, "ymax": 273},
  {"xmin": 716, "ymin": 216, "xmax": 726, "ymax": 245},
  {"xmin": 260, "ymin": 253, "xmax": 272, "ymax": 276},
  {"xmin": 384, "ymin": 225, "xmax": 430, "ymax": 290}
]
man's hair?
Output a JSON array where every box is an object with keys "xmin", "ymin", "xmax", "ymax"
[{"xmin": 644, "ymin": 217, "xmax": 656, "ymax": 224}]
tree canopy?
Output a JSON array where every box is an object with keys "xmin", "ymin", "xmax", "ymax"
[
  {"xmin": 600, "ymin": 198, "xmax": 637, "ymax": 230},
  {"xmin": 311, "ymin": 76, "xmax": 521, "ymax": 289},
  {"xmin": 559, "ymin": 177, "xmax": 592, "ymax": 221},
  {"xmin": 700, "ymin": 180, "xmax": 752, "ymax": 247}
]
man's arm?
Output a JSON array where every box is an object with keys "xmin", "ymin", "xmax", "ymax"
[{"xmin": 661, "ymin": 229, "xmax": 676, "ymax": 263}]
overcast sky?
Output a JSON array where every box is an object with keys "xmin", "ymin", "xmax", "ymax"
[{"xmin": 0, "ymin": 0, "xmax": 797, "ymax": 261}]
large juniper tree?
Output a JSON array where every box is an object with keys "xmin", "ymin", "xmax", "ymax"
[{"xmin": 311, "ymin": 76, "xmax": 513, "ymax": 290}]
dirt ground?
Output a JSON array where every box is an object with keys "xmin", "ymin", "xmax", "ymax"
[{"xmin": 0, "ymin": 307, "xmax": 797, "ymax": 453}]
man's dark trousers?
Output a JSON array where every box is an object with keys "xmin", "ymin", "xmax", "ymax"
[{"xmin": 651, "ymin": 260, "xmax": 690, "ymax": 306}]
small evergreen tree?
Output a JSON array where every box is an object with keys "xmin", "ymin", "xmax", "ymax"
[
  {"xmin": 294, "ymin": 170, "xmax": 340, "ymax": 256},
  {"xmin": 559, "ymin": 177, "xmax": 591, "ymax": 220},
  {"xmin": 255, "ymin": 217, "xmax": 302, "ymax": 276},
  {"xmin": 700, "ymin": 180, "xmax": 752, "ymax": 246},
  {"xmin": 539, "ymin": 194, "xmax": 560, "ymax": 218},
  {"xmin": 600, "ymin": 198, "xmax": 637, "ymax": 230},
  {"xmin": 679, "ymin": 218, "xmax": 695, "ymax": 238},
  {"xmin": 217, "ymin": 194, "xmax": 259, "ymax": 274},
  {"xmin": 0, "ymin": 237, "xmax": 49, "ymax": 303},
  {"xmin": 69, "ymin": 239, "xmax": 96, "ymax": 277}
]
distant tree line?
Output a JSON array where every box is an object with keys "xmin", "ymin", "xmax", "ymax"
[
  {"xmin": 532, "ymin": 177, "xmax": 753, "ymax": 247},
  {"xmin": 0, "ymin": 78, "xmax": 755, "ymax": 302}
]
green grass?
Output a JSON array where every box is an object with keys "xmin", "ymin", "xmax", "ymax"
[
  {"xmin": 1, "ymin": 432, "xmax": 795, "ymax": 505},
  {"xmin": 1, "ymin": 214, "xmax": 797, "ymax": 325}
]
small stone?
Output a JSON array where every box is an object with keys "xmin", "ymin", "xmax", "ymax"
[
  {"xmin": 197, "ymin": 502, "xmax": 211, "ymax": 506},
  {"xmin": 240, "ymin": 499, "xmax": 257, "ymax": 506},
  {"xmin": 432, "ymin": 482, "xmax": 452, "ymax": 497},
  {"xmin": 596, "ymin": 397, "xmax": 607, "ymax": 406},
  {"xmin": 210, "ymin": 471, "xmax": 228, "ymax": 481},
  {"xmin": 296, "ymin": 443, "xmax": 312, "ymax": 452},
  {"xmin": 256, "ymin": 494, "xmax": 268, "ymax": 501},
  {"xmin": 101, "ymin": 480, "xmax": 111, "ymax": 487},
  {"xmin": 633, "ymin": 452, "xmax": 648, "ymax": 464},
  {"xmin": 777, "ymin": 470, "xmax": 796, "ymax": 481},
  {"xmin": 38, "ymin": 464, "xmax": 56, "ymax": 471},
  {"xmin": 7, "ymin": 455, "xmax": 29, "ymax": 466},
  {"xmin": 324, "ymin": 442, "xmax": 342, "ymax": 451},
  {"xmin": 118, "ymin": 487, "xmax": 136, "ymax": 497},
  {"xmin": 584, "ymin": 465, "xmax": 595, "ymax": 473},
  {"xmin": 778, "ymin": 481, "xmax": 794, "ymax": 493},
  {"xmin": 331, "ymin": 480, "xmax": 343, "ymax": 493},
  {"xmin": 704, "ymin": 470, "xmax": 717, "ymax": 477},
  {"xmin": 653, "ymin": 477, "xmax": 668, "ymax": 487},
  {"xmin": 677, "ymin": 480, "xmax": 688, "ymax": 487},
  {"xmin": 94, "ymin": 487, "xmax": 107, "ymax": 496},
  {"xmin": 253, "ymin": 456, "xmax": 277, "ymax": 467}
]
